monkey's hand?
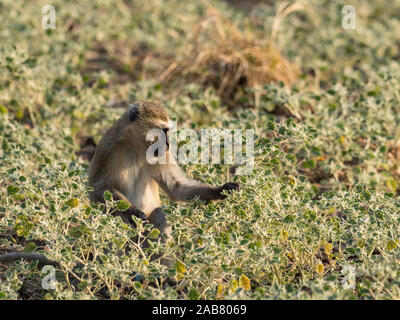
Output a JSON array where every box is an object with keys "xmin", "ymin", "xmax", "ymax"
[{"xmin": 216, "ymin": 182, "xmax": 240, "ymax": 199}]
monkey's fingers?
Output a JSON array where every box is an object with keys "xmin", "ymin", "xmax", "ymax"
[
  {"xmin": 217, "ymin": 182, "xmax": 240, "ymax": 199},
  {"xmin": 130, "ymin": 208, "xmax": 148, "ymax": 221},
  {"xmin": 112, "ymin": 207, "xmax": 148, "ymax": 227}
]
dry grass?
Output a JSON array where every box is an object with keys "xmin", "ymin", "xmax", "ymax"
[
  {"xmin": 271, "ymin": 1, "xmax": 316, "ymax": 41},
  {"xmin": 79, "ymin": 2, "xmax": 302, "ymax": 108},
  {"xmin": 160, "ymin": 5, "xmax": 300, "ymax": 107}
]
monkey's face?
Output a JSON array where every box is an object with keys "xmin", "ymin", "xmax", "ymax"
[{"xmin": 123, "ymin": 102, "xmax": 170, "ymax": 155}]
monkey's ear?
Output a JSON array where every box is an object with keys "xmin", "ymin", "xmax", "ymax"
[{"xmin": 128, "ymin": 104, "xmax": 140, "ymax": 122}]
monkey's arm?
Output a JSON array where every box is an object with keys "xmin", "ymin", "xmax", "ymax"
[{"xmin": 154, "ymin": 164, "xmax": 239, "ymax": 202}]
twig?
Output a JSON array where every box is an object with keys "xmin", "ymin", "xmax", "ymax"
[{"xmin": 0, "ymin": 252, "xmax": 58, "ymax": 267}]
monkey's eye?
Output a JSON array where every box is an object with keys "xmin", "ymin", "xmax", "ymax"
[{"xmin": 128, "ymin": 104, "xmax": 139, "ymax": 122}]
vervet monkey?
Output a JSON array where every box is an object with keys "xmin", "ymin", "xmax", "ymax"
[
  {"xmin": 88, "ymin": 102, "xmax": 240, "ymax": 250},
  {"xmin": 0, "ymin": 102, "xmax": 239, "ymax": 270}
]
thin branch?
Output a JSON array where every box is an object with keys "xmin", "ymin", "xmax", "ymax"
[{"xmin": 0, "ymin": 252, "xmax": 58, "ymax": 267}]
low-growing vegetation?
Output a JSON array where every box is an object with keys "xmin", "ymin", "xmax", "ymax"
[{"xmin": 0, "ymin": 0, "xmax": 399, "ymax": 299}]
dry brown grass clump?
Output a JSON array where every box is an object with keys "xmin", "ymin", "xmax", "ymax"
[{"xmin": 160, "ymin": 5, "xmax": 300, "ymax": 107}]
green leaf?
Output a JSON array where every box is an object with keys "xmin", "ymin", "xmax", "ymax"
[
  {"xmin": 133, "ymin": 281, "xmax": 142, "ymax": 292},
  {"xmin": 78, "ymin": 281, "xmax": 88, "ymax": 290},
  {"xmin": 268, "ymin": 121, "xmax": 275, "ymax": 131},
  {"xmin": 7, "ymin": 185, "xmax": 20, "ymax": 195},
  {"xmin": 229, "ymin": 279, "xmax": 238, "ymax": 294},
  {"xmin": 385, "ymin": 179, "xmax": 397, "ymax": 194},
  {"xmin": 345, "ymin": 247, "xmax": 357, "ymax": 254},
  {"xmin": 283, "ymin": 215, "xmax": 295, "ymax": 223},
  {"xmin": 176, "ymin": 260, "xmax": 186, "ymax": 277},
  {"xmin": 2, "ymin": 139, "xmax": 10, "ymax": 153},
  {"xmin": 316, "ymin": 263, "xmax": 324, "ymax": 275},
  {"xmin": 23, "ymin": 242, "xmax": 37, "ymax": 253},
  {"xmin": 303, "ymin": 159, "xmax": 316, "ymax": 169},
  {"xmin": 103, "ymin": 191, "xmax": 113, "ymax": 201},
  {"xmin": 386, "ymin": 240, "xmax": 398, "ymax": 251},
  {"xmin": 68, "ymin": 225, "xmax": 92, "ymax": 238},
  {"xmin": 148, "ymin": 228, "xmax": 160, "ymax": 239},
  {"xmin": 115, "ymin": 200, "xmax": 130, "ymax": 211},
  {"xmin": 65, "ymin": 198, "xmax": 79, "ymax": 208},
  {"xmin": 14, "ymin": 216, "xmax": 33, "ymax": 237},
  {"xmin": 0, "ymin": 105, "xmax": 8, "ymax": 114},
  {"xmin": 188, "ymin": 288, "xmax": 200, "ymax": 300}
]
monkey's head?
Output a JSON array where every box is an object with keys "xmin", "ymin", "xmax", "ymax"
[{"xmin": 120, "ymin": 102, "xmax": 170, "ymax": 154}]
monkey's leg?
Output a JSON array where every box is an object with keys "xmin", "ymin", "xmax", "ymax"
[
  {"xmin": 90, "ymin": 187, "xmax": 147, "ymax": 223},
  {"xmin": 146, "ymin": 207, "xmax": 174, "ymax": 269},
  {"xmin": 108, "ymin": 189, "xmax": 148, "ymax": 225},
  {"xmin": 148, "ymin": 207, "xmax": 172, "ymax": 243},
  {"xmin": 107, "ymin": 191, "xmax": 175, "ymax": 273},
  {"xmin": 91, "ymin": 188, "xmax": 148, "ymax": 258}
]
